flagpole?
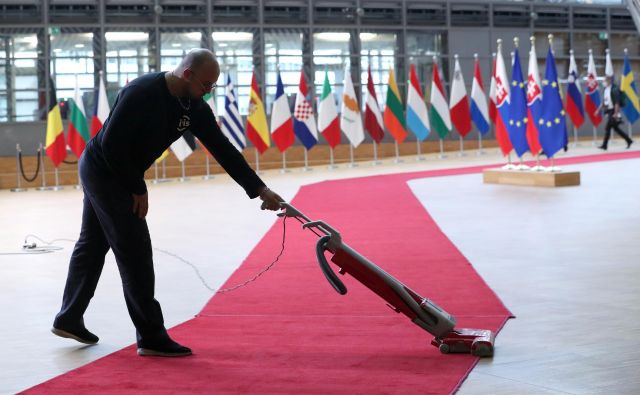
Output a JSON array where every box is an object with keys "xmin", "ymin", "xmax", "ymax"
[
  {"xmin": 153, "ymin": 162, "xmax": 160, "ymax": 184},
  {"xmin": 458, "ymin": 136, "xmax": 465, "ymax": 156},
  {"xmin": 302, "ymin": 149, "xmax": 312, "ymax": 172},
  {"xmin": 348, "ymin": 144, "xmax": 358, "ymax": 167},
  {"xmin": 477, "ymin": 133, "xmax": 484, "ymax": 155},
  {"xmin": 202, "ymin": 153, "xmax": 214, "ymax": 179},
  {"xmin": 160, "ymin": 158, "xmax": 171, "ymax": 182},
  {"xmin": 394, "ymin": 141, "xmax": 403, "ymax": 163},
  {"xmin": 372, "ymin": 141, "xmax": 382, "ymax": 165},
  {"xmin": 416, "ymin": 140, "xmax": 425, "ymax": 161},
  {"xmin": 36, "ymin": 142, "xmax": 52, "ymax": 191},
  {"xmin": 628, "ymin": 122, "xmax": 633, "ymax": 141},
  {"xmin": 573, "ymin": 125, "xmax": 579, "ymax": 148},
  {"xmin": 328, "ymin": 146, "xmax": 337, "ymax": 169},
  {"xmin": 179, "ymin": 161, "xmax": 189, "ymax": 182},
  {"xmin": 438, "ymin": 139, "xmax": 446, "ymax": 159},
  {"xmin": 281, "ymin": 152, "xmax": 290, "ymax": 173},
  {"xmin": 592, "ymin": 125, "xmax": 598, "ymax": 146},
  {"xmin": 254, "ymin": 150, "xmax": 262, "ymax": 174},
  {"xmin": 531, "ymin": 154, "xmax": 544, "ymax": 171}
]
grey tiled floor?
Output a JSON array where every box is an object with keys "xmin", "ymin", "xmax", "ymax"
[{"xmin": 0, "ymin": 145, "xmax": 638, "ymax": 394}]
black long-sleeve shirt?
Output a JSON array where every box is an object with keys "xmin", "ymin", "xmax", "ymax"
[{"xmin": 88, "ymin": 72, "xmax": 265, "ymax": 198}]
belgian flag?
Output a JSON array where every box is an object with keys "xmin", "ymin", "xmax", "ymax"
[{"xmin": 45, "ymin": 78, "xmax": 67, "ymax": 167}]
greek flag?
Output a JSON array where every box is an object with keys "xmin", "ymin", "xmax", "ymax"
[{"xmin": 221, "ymin": 75, "xmax": 246, "ymax": 151}]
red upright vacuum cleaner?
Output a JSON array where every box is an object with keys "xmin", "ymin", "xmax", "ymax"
[{"xmin": 281, "ymin": 203, "xmax": 496, "ymax": 357}]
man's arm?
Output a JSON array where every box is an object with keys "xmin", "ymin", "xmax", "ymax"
[{"xmin": 191, "ymin": 103, "xmax": 267, "ymax": 199}]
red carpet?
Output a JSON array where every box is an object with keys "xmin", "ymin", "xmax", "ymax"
[{"xmin": 23, "ymin": 151, "xmax": 639, "ymax": 394}]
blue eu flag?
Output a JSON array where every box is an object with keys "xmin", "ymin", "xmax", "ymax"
[
  {"xmin": 538, "ymin": 48, "xmax": 568, "ymax": 158},
  {"xmin": 507, "ymin": 48, "xmax": 530, "ymax": 157}
]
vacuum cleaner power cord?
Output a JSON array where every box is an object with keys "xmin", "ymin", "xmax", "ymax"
[{"xmin": 9, "ymin": 217, "xmax": 288, "ymax": 294}]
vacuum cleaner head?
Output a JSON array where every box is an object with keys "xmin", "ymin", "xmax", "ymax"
[{"xmin": 431, "ymin": 329, "xmax": 495, "ymax": 357}]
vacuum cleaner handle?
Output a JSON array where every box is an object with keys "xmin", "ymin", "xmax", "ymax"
[{"xmin": 316, "ymin": 235, "xmax": 348, "ymax": 295}]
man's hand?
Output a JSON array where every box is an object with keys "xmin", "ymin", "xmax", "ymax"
[
  {"xmin": 132, "ymin": 192, "xmax": 149, "ymax": 219},
  {"xmin": 259, "ymin": 187, "xmax": 284, "ymax": 211}
]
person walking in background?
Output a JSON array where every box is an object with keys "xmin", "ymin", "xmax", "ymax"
[{"xmin": 598, "ymin": 75, "xmax": 633, "ymax": 150}]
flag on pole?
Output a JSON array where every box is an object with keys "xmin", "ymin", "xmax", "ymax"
[
  {"xmin": 470, "ymin": 56, "xmax": 490, "ymax": 135},
  {"xmin": 246, "ymin": 72, "xmax": 270, "ymax": 154},
  {"xmin": 45, "ymin": 78, "xmax": 67, "ymax": 167},
  {"xmin": 270, "ymin": 71, "xmax": 295, "ymax": 152},
  {"xmin": 364, "ymin": 67, "xmax": 385, "ymax": 143},
  {"xmin": 621, "ymin": 50, "xmax": 640, "ymax": 124},
  {"xmin": 507, "ymin": 48, "xmax": 530, "ymax": 157},
  {"xmin": 538, "ymin": 47, "xmax": 568, "ymax": 158},
  {"xmin": 430, "ymin": 59, "xmax": 452, "ymax": 139},
  {"xmin": 318, "ymin": 69, "xmax": 341, "ymax": 148},
  {"xmin": 566, "ymin": 50, "xmax": 585, "ymax": 128},
  {"xmin": 219, "ymin": 75, "xmax": 246, "ymax": 151},
  {"xmin": 494, "ymin": 43, "xmax": 514, "ymax": 156},
  {"xmin": 170, "ymin": 130, "xmax": 197, "ymax": 162},
  {"xmin": 67, "ymin": 78, "xmax": 90, "ymax": 158},
  {"xmin": 406, "ymin": 64, "xmax": 430, "ymax": 140},
  {"xmin": 489, "ymin": 54, "xmax": 498, "ymax": 124},
  {"xmin": 293, "ymin": 70, "xmax": 318, "ymax": 150},
  {"xmin": 605, "ymin": 49, "xmax": 614, "ymax": 77},
  {"xmin": 526, "ymin": 42, "xmax": 544, "ymax": 156},
  {"xmin": 449, "ymin": 56, "xmax": 472, "ymax": 137},
  {"xmin": 90, "ymin": 71, "xmax": 109, "ymax": 137},
  {"xmin": 585, "ymin": 50, "xmax": 603, "ymax": 127},
  {"xmin": 383, "ymin": 68, "xmax": 408, "ymax": 143},
  {"xmin": 341, "ymin": 66, "xmax": 365, "ymax": 147}
]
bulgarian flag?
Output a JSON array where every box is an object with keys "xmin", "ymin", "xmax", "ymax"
[
  {"xmin": 430, "ymin": 58, "xmax": 452, "ymax": 139},
  {"xmin": 383, "ymin": 68, "xmax": 408, "ymax": 143},
  {"xmin": 318, "ymin": 69, "xmax": 341, "ymax": 148},
  {"xmin": 45, "ymin": 78, "xmax": 67, "ymax": 167},
  {"xmin": 66, "ymin": 77, "xmax": 90, "ymax": 158},
  {"xmin": 246, "ymin": 72, "xmax": 270, "ymax": 154}
]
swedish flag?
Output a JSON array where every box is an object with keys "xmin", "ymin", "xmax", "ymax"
[{"xmin": 621, "ymin": 52, "xmax": 639, "ymax": 124}]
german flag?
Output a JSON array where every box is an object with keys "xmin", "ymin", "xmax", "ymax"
[{"xmin": 45, "ymin": 78, "xmax": 67, "ymax": 167}]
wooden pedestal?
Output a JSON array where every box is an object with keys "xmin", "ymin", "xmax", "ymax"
[{"xmin": 483, "ymin": 169, "xmax": 581, "ymax": 187}]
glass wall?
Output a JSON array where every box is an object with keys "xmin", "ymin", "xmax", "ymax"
[
  {"xmin": 50, "ymin": 32, "xmax": 94, "ymax": 112},
  {"xmin": 160, "ymin": 31, "xmax": 204, "ymax": 72},
  {"xmin": 265, "ymin": 30, "xmax": 303, "ymax": 112},
  {"xmin": 212, "ymin": 31, "xmax": 253, "ymax": 115},
  {"xmin": 106, "ymin": 31, "xmax": 150, "ymax": 88},
  {"xmin": 360, "ymin": 32, "xmax": 397, "ymax": 112},
  {"xmin": 406, "ymin": 31, "xmax": 447, "ymax": 94},
  {"xmin": 0, "ymin": 33, "xmax": 39, "ymax": 122},
  {"xmin": 313, "ymin": 31, "xmax": 351, "ymax": 109}
]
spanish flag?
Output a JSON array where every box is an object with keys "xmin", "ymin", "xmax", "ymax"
[
  {"xmin": 45, "ymin": 78, "xmax": 67, "ymax": 167},
  {"xmin": 246, "ymin": 72, "xmax": 270, "ymax": 154}
]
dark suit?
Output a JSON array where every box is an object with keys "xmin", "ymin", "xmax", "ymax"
[{"xmin": 601, "ymin": 83, "xmax": 632, "ymax": 149}]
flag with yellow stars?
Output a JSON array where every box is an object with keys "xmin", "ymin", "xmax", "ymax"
[
  {"xmin": 539, "ymin": 47, "xmax": 568, "ymax": 158},
  {"xmin": 508, "ymin": 48, "xmax": 530, "ymax": 158}
]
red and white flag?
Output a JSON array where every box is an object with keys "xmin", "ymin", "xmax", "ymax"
[{"xmin": 90, "ymin": 71, "xmax": 109, "ymax": 137}]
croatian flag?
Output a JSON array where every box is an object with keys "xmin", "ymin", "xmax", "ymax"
[
  {"xmin": 489, "ymin": 54, "xmax": 497, "ymax": 124},
  {"xmin": 270, "ymin": 71, "xmax": 294, "ymax": 152},
  {"xmin": 293, "ymin": 71, "xmax": 318, "ymax": 150},
  {"xmin": 585, "ymin": 49, "xmax": 603, "ymax": 127},
  {"xmin": 507, "ymin": 48, "xmax": 530, "ymax": 157},
  {"xmin": 526, "ymin": 42, "xmax": 543, "ymax": 156},
  {"xmin": 565, "ymin": 50, "xmax": 585, "ymax": 128},
  {"xmin": 220, "ymin": 75, "xmax": 246, "ymax": 151},
  {"xmin": 470, "ymin": 55, "xmax": 490, "ymax": 135},
  {"xmin": 494, "ymin": 42, "xmax": 514, "ymax": 156}
]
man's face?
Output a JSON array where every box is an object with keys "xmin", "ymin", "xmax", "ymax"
[{"xmin": 185, "ymin": 60, "xmax": 220, "ymax": 98}]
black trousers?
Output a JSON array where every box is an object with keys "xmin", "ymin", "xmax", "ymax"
[
  {"xmin": 54, "ymin": 151, "xmax": 168, "ymax": 347},
  {"xmin": 602, "ymin": 109, "xmax": 632, "ymax": 148}
]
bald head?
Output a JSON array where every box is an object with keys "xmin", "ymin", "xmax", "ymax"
[{"xmin": 173, "ymin": 48, "xmax": 220, "ymax": 99}]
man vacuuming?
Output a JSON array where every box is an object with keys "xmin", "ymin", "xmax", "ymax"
[{"xmin": 52, "ymin": 49, "xmax": 283, "ymax": 357}]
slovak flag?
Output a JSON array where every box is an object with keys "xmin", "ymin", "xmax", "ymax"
[
  {"xmin": 270, "ymin": 71, "xmax": 294, "ymax": 152},
  {"xmin": 494, "ymin": 42, "xmax": 514, "ymax": 156},
  {"xmin": 526, "ymin": 42, "xmax": 543, "ymax": 156},
  {"xmin": 470, "ymin": 55, "xmax": 490, "ymax": 135},
  {"xmin": 585, "ymin": 49, "xmax": 603, "ymax": 127},
  {"xmin": 565, "ymin": 50, "xmax": 585, "ymax": 128},
  {"xmin": 293, "ymin": 71, "xmax": 318, "ymax": 150}
]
